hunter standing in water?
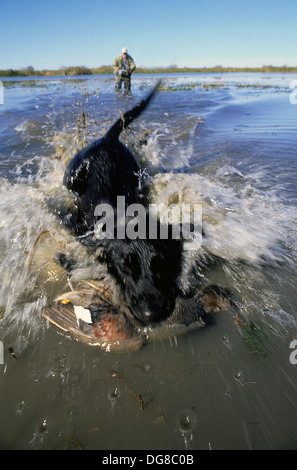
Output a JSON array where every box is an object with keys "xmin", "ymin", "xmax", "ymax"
[{"xmin": 113, "ymin": 47, "xmax": 136, "ymax": 94}]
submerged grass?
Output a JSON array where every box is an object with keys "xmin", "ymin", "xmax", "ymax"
[{"xmin": 159, "ymin": 82, "xmax": 281, "ymax": 92}]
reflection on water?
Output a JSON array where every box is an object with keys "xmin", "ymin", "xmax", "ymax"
[{"xmin": 0, "ymin": 73, "xmax": 297, "ymax": 449}]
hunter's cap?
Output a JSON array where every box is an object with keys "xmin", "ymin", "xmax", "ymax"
[{"xmin": 121, "ymin": 47, "xmax": 128, "ymax": 54}]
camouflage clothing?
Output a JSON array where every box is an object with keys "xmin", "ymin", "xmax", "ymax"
[{"xmin": 113, "ymin": 54, "xmax": 136, "ymax": 93}]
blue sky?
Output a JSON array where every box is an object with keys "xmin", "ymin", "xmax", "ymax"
[{"xmin": 1, "ymin": 0, "xmax": 297, "ymax": 70}]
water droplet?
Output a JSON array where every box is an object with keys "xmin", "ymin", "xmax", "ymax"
[
  {"xmin": 176, "ymin": 408, "xmax": 197, "ymax": 433},
  {"xmin": 222, "ymin": 335, "xmax": 232, "ymax": 349},
  {"xmin": 15, "ymin": 400, "xmax": 25, "ymax": 416}
]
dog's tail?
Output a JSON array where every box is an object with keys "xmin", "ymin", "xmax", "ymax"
[{"xmin": 106, "ymin": 81, "xmax": 161, "ymax": 140}]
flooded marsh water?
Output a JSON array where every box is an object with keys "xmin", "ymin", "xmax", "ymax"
[{"xmin": 0, "ymin": 72, "xmax": 297, "ymax": 450}]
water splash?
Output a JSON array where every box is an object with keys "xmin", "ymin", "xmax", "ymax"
[{"xmin": 175, "ymin": 408, "xmax": 197, "ymax": 450}]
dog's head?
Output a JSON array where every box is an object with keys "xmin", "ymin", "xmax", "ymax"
[{"xmin": 79, "ymin": 217, "xmax": 184, "ymax": 325}]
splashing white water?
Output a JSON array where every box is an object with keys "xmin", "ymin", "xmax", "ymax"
[
  {"xmin": 1, "ymin": 118, "xmax": 296, "ymax": 349},
  {"xmin": 150, "ymin": 168, "xmax": 296, "ymax": 266}
]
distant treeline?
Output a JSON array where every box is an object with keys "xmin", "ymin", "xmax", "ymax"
[{"xmin": 1, "ymin": 64, "xmax": 297, "ymax": 78}]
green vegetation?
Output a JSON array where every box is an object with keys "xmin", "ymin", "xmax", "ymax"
[
  {"xmin": 61, "ymin": 66, "xmax": 93, "ymax": 76},
  {"xmin": 241, "ymin": 321, "xmax": 268, "ymax": 355},
  {"xmin": 135, "ymin": 65, "xmax": 297, "ymax": 74},
  {"xmin": 0, "ymin": 66, "xmax": 43, "ymax": 77},
  {"xmin": 1, "ymin": 64, "xmax": 297, "ymax": 78},
  {"xmin": 159, "ymin": 81, "xmax": 229, "ymax": 91}
]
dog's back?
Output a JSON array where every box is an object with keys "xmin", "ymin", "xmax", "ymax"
[{"xmin": 63, "ymin": 82, "xmax": 161, "ymax": 235}]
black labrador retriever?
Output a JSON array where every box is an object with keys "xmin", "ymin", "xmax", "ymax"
[
  {"xmin": 62, "ymin": 82, "xmax": 186, "ymax": 325},
  {"xmin": 61, "ymin": 82, "xmax": 223, "ymax": 327}
]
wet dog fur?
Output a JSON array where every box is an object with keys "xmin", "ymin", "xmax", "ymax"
[
  {"xmin": 62, "ymin": 83, "xmax": 160, "ymax": 236},
  {"xmin": 78, "ymin": 214, "xmax": 185, "ymax": 324}
]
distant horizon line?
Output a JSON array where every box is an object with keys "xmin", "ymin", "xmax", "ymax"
[{"xmin": 1, "ymin": 64, "xmax": 297, "ymax": 78}]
